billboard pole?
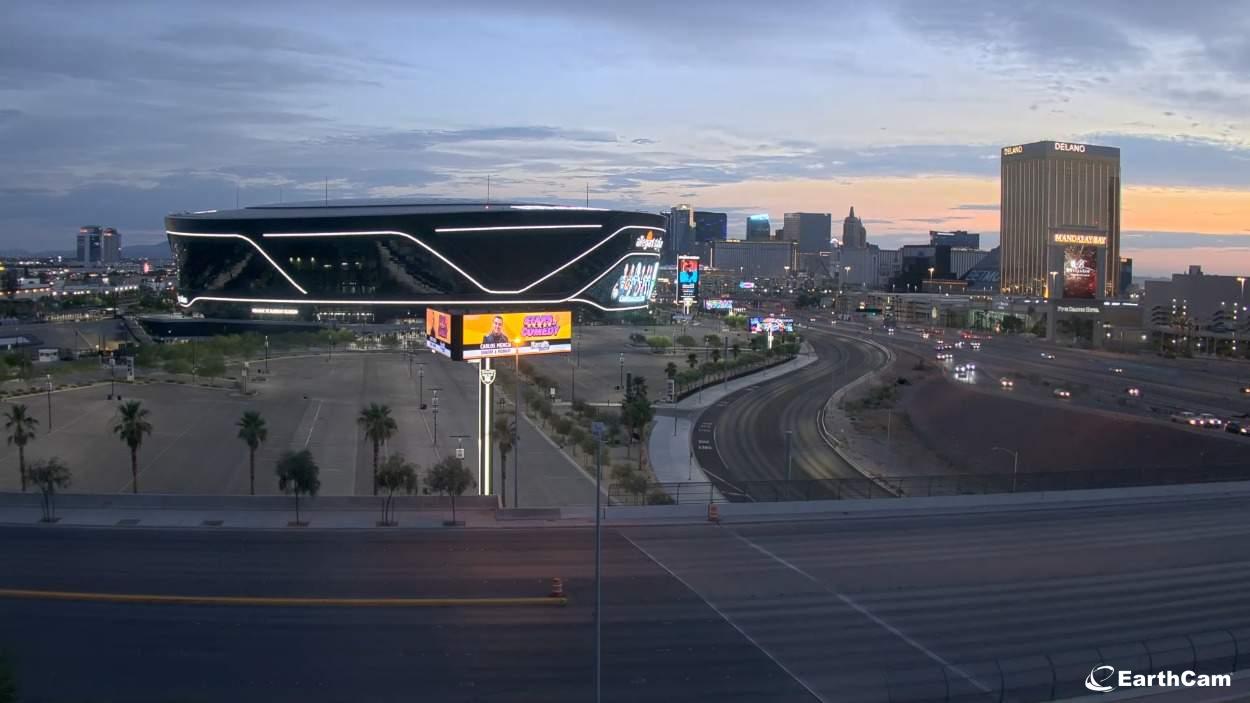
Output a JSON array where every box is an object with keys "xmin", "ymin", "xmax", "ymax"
[{"xmin": 514, "ymin": 339, "xmax": 522, "ymax": 509}]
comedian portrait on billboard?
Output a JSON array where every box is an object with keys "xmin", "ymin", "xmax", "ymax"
[
  {"xmin": 461, "ymin": 312, "xmax": 573, "ymax": 359},
  {"xmin": 1062, "ymin": 245, "xmax": 1098, "ymax": 299},
  {"xmin": 425, "ymin": 308, "xmax": 453, "ymax": 357}
]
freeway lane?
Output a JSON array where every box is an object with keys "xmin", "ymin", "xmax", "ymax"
[
  {"xmin": 693, "ymin": 329, "xmax": 887, "ymax": 497},
  {"xmin": 7, "ymin": 495, "xmax": 1250, "ymax": 701},
  {"xmin": 0, "ymin": 527, "xmax": 810, "ymax": 703}
]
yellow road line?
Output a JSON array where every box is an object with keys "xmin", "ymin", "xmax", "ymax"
[{"xmin": 0, "ymin": 588, "xmax": 567, "ymax": 608}]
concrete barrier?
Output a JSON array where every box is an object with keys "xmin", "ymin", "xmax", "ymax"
[{"xmin": 0, "ymin": 492, "xmax": 500, "ymax": 511}]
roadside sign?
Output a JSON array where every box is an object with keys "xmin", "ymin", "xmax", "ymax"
[
  {"xmin": 455, "ymin": 447, "xmax": 465, "ymax": 460},
  {"xmin": 591, "ymin": 422, "xmax": 606, "ymax": 440}
]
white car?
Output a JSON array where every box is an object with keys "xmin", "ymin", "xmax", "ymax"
[
  {"xmin": 970, "ymin": 342, "xmax": 981, "ymax": 350},
  {"xmin": 1000, "ymin": 377, "xmax": 1014, "ymax": 389},
  {"xmin": 1198, "ymin": 413, "xmax": 1222, "ymax": 427},
  {"xmin": 1053, "ymin": 388, "xmax": 1071, "ymax": 399},
  {"xmin": 1111, "ymin": 367, "xmax": 1124, "ymax": 374},
  {"xmin": 1126, "ymin": 387, "xmax": 1141, "ymax": 397},
  {"xmin": 966, "ymin": 362, "xmax": 976, "ymax": 370},
  {"xmin": 1171, "ymin": 411, "xmax": 1200, "ymax": 426},
  {"xmin": 1040, "ymin": 352, "xmax": 1056, "ymax": 360}
]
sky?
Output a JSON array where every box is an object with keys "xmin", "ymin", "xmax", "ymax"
[{"xmin": 1, "ymin": 0, "xmax": 1249, "ymax": 276}]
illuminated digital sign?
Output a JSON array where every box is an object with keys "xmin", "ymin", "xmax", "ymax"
[
  {"xmin": 461, "ymin": 311, "xmax": 573, "ymax": 360},
  {"xmin": 703, "ymin": 299, "xmax": 734, "ymax": 311},
  {"xmin": 610, "ymin": 259, "xmax": 658, "ymax": 305},
  {"xmin": 1054, "ymin": 142, "xmax": 1087, "ymax": 153},
  {"xmin": 749, "ymin": 316, "xmax": 794, "ymax": 334},
  {"xmin": 676, "ymin": 255, "xmax": 699, "ymax": 304},
  {"xmin": 1052, "ymin": 232, "xmax": 1107, "ymax": 246},
  {"xmin": 632, "ymin": 230, "xmax": 663, "ymax": 252},
  {"xmin": 1062, "ymin": 246, "xmax": 1099, "ymax": 299},
  {"xmin": 1002, "ymin": 145, "xmax": 1023, "ymax": 156}
]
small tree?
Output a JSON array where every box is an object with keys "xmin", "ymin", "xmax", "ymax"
[
  {"xmin": 375, "ymin": 454, "xmax": 418, "ymax": 526},
  {"xmin": 197, "ymin": 354, "xmax": 226, "ymax": 383},
  {"xmin": 686, "ymin": 352, "xmax": 698, "ymax": 369},
  {"xmin": 730, "ymin": 342, "xmax": 741, "ymax": 359},
  {"xmin": 357, "ymin": 403, "xmax": 397, "ymax": 496},
  {"xmin": 620, "ymin": 394, "xmax": 655, "ymax": 466},
  {"xmin": 710, "ymin": 348, "xmax": 721, "ymax": 364},
  {"xmin": 236, "ymin": 410, "xmax": 268, "ymax": 495},
  {"xmin": 4, "ymin": 403, "xmax": 38, "ymax": 492},
  {"xmin": 28, "ymin": 457, "xmax": 71, "ymax": 522},
  {"xmin": 113, "ymin": 400, "xmax": 152, "ymax": 494},
  {"xmin": 275, "ymin": 449, "xmax": 320, "ymax": 525},
  {"xmin": 426, "ymin": 455, "xmax": 475, "ymax": 525},
  {"xmin": 664, "ymin": 362, "xmax": 678, "ymax": 379}
]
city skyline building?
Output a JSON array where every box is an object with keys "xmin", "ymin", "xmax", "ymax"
[
  {"xmin": 929, "ymin": 230, "xmax": 980, "ymax": 249},
  {"xmin": 842, "ymin": 207, "xmax": 867, "ymax": 249},
  {"xmin": 708, "ymin": 239, "xmax": 796, "ymax": 278},
  {"xmin": 77, "ymin": 226, "xmax": 102, "ymax": 265},
  {"xmin": 693, "ymin": 211, "xmax": 728, "ymax": 243},
  {"xmin": 102, "ymin": 227, "xmax": 121, "ymax": 264},
  {"xmin": 664, "ymin": 204, "xmax": 694, "ymax": 264},
  {"xmin": 1000, "ymin": 140, "xmax": 1121, "ymax": 297},
  {"xmin": 745, "ymin": 214, "xmax": 772, "ymax": 241},
  {"xmin": 784, "ymin": 212, "xmax": 833, "ymax": 254}
]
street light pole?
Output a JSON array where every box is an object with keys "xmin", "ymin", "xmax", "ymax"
[
  {"xmin": 618, "ymin": 352, "xmax": 624, "ymax": 392},
  {"xmin": 417, "ymin": 363, "xmax": 425, "ymax": 408},
  {"xmin": 514, "ymin": 338, "xmax": 522, "ymax": 508},
  {"xmin": 430, "ymin": 389, "xmax": 440, "ymax": 448},
  {"xmin": 590, "ymin": 421, "xmax": 606, "ymax": 703},
  {"xmin": 45, "ymin": 374, "xmax": 52, "ymax": 432},
  {"xmin": 784, "ymin": 430, "xmax": 793, "ymax": 481},
  {"xmin": 992, "ymin": 446, "xmax": 1019, "ymax": 492},
  {"xmin": 264, "ymin": 335, "xmax": 270, "ymax": 374}
]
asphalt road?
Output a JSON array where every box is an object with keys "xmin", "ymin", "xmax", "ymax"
[
  {"xmin": 694, "ymin": 328, "xmax": 888, "ymax": 498},
  {"xmin": 6, "ymin": 496, "xmax": 1250, "ymax": 702}
]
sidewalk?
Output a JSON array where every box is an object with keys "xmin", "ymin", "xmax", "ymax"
[{"xmin": 648, "ymin": 345, "xmax": 820, "ymax": 497}]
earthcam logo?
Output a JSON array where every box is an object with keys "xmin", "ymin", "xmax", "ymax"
[
  {"xmin": 1084, "ymin": 665, "xmax": 1231, "ymax": 693},
  {"xmin": 1085, "ymin": 666, "xmax": 1117, "ymax": 692}
]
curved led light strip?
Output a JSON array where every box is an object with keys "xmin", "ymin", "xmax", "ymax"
[
  {"xmin": 166, "ymin": 231, "xmax": 308, "ymax": 295},
  {"xmin": 176, "ymin": 251, "xmax": 661, "ymax": 313},
  {"xmin": 260, "ymin": 224, "xmax": 661, "ymax": 295},
  {"xmin": 433, "ymin": 224, "xmax": 600, "ymax": 233}
]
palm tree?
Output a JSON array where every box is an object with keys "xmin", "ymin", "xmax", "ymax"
[
  {"xmin": 686, "ymin": 352, "xmax": 698, "ymax": 370},
  {"xmin": 493, "ymin": 414, "xmax": 514, "ymax": 503},
  {"xmin": 113, "ymin": 400, "xmax": 153, "ymax": 494},
  {"xmin": 664, "ymin": 362, "xmax": 678, "ymax": 379},
  {"xmin": 236, "ymin": 410, "xmax": 268, "ymax": 496},
  {"xmin": 357, "ymin": 403, "xmax": 397, "ymax": 496},
  {"xmin": 4, "ymin": 403, "xmax": 39, "ymax": 492}
]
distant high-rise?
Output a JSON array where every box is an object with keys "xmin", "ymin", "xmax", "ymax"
[
  {"xmin": 665, "ymin": 205, "xmax": 695, "ymax": 264},
  {"xmin": 77, "ymin": 226, "xmax": 103, "ymax": 265},
  {"xmin": 745, "ymin": 214, "xmax": 771, "ymax": 241},
  {"xmin": 1000, "ymin": 140, "xmax": 1121, "ymax": 297},
  {"xmin": 842, "ymin": 207, "xmax": 867, "ymax": 249},
  {"xmin": 929, "ymin": 230, "xmax": 980, "ymax": 249},
  {"xmin": 102, "ymin": 227, "xmax": 121, "ymax": 263},
  {"xmin": 693, "ymin": 211, "xmax": 728, "ymax": 243},
  {"xmin": 784, "ymin": 212, "xmax": 833, "ymax": 254}
]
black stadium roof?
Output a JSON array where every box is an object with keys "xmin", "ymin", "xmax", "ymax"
[{"xmin": 171, "ymin": 198, "xmax": 611, "ymax": 220}]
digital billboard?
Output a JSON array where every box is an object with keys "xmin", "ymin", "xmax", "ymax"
[
  {"xmin": 1062, "ymin": 245, "xmax": 1098, "ymax": 299},
  {"xmin": 425, "ymin": 308, "xmax": 452, "ymax": 357},
  {"xmin": 461, "ymin": 312, "xmax": 573, "ymax": 360},
  {"xmin": 677, "ymin": 255, "xmax": 700, "ymax": 304},
  {"xmin": 609, "ymin": 259, "xmax": 659, "ymax": 305},
  {"xmin": 738, "ymin": 281, "xmax": 755, "ymax": 290},
  {"xmin": 749, "ymin": 316, "xmax": 794, "ymax": 333},
  {"xmin": 703, "ymin": 299, "xmax": 733, "ymax": 311}
]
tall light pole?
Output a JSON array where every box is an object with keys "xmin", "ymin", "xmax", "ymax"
[
  {"xmin": 430, "ymin": 388, "xmax": 440, "ymax": 448},
  {"xmin": 992, "ymin": 446, "xmax": 1019, "ymax": 492},
  {"xmin": 417, "ymin": 363, "xmax": 425, "ymax": 409},
  {"xmin": 590, "ymin": 421, "xmax": 606, "ymax": 703},
  {"xmin": 1237, "ymin": 277, "xmax": 1246, "ymax": 358},
  {"xmin": 45, "ymin": 373, "xmax": 52, "ymax": 432},
  {"xmin": 264, "ymin": 335, "xmax": 270, "ymax": 374},
  {"xmin": 618, "ymin": 352, "xmax": 625, "ymax": 392},
  {"xmin": 514, "ymin": 338, "xmax": 522, "ymax": 509},
  {"xmin": 784, "ymin": 430, "xmax": 793, "ymax": 481}
]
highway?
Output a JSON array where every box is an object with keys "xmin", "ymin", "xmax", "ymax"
[
  {"xmin": 693, "ymin": 327, "xmax": 887, "ymax": 497},
  {"xmin": 5, "ymin": 496, "xmax": 1250, "ymax": 701}
]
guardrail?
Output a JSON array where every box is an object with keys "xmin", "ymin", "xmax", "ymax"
[
  {"xmin": 867, "ymin": 626, "xmax": 1248, "ymax": 703},
  {"xmin": 611, "ymin": 462, "xmax": 1250, "ymax": 505}
]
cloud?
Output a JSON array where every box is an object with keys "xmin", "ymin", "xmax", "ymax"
[{"xmin": 952, "ymin": 203, "xmax": 999, "ymax": 211}]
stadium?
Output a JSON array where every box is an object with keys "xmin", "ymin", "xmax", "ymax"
[{"xmin": 166, "ymin": 199, "xmax": 666, "ymax": 321}]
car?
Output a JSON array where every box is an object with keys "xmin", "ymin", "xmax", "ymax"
[
  {"xmin": 1241, "ymin": 386, "xmax": 1250, "ymax": 394},
  {"xmin": 1198, "ymin": 413, "xmax": 1221, "ymax": 427},
  {"xmin": 1126, "ymin": 387, "xmax": 1141, "ymax": 397},
  {"xmin": 966, "ymin": 362, "xmax": 976, "ymax": 370},
  {"xmin": 954, "ymin": 364, "xmax": 967, "ymax": 373},
  {"xmin": 1053, "ymin": 388, "xmax": 1071, "ymax": 399},
  {"xmin": 887, "ymin": 328, "xmax": 896, "ymax": 335},
  {"xmin": 1111, "ymin": 367, "xmax": 1124, "ymax": 374},
  {"xmin": 1040, "ymin": 352, "xmax": 1056, "ymax": 360},
  {"xmin": 1171, "ymin": 411, "xmax": 1200, "ymax": 426},
  {"xmin": 1225, "ymin": 421, "xmax": 1250, "ymax": 435},
  {"xmin": 970, "ymin": 342, "xmax": 981, "ymax": 350},
  {"xmin": 954, "ymin": 341, "xmax": 965, "ymax": 349},
  {"xmin": 1000, "ymin": 377, "xmax": 1014, "ymax": 389}
]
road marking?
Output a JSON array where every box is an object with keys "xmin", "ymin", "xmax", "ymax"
[
  {"xmin": 729, "ymin": 530, "xmax": 991, "ymax": 694},
  {"xmin": 0, "ymin": 588, "xmax": 567, "ymax": 608},
  {"xmin": 621, "ymin": 533, "xmax": 827, "ymax": 703},
  {"xmin": 303, "ymin": 399, "xmax": 323, "ymax": 448}
]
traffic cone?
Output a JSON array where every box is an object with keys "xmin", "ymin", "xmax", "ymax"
[
  {"xmin": 707, "ymin": 503, "xmax": 720, "ymax": 523},
  {"xmin": 549, "ymin": 577, "xmax": 564, "ymax": 598}
]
